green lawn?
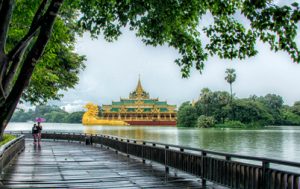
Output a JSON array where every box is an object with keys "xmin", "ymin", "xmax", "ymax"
[{"xmin": 0, "ymin": 134, "xmax": 16, "ymax": 147}]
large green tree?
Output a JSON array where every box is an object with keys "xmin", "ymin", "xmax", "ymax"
[
  {"xmin": 0, "ymin": 0, "xmax": 300, "ymax": 139},
  {"xmin": 177, "ymin": 102, "xmax": 198, "ymax": 127},
  {"xmin": 257, "ymin": 94, "xmax": 284, "ymax": 123}
]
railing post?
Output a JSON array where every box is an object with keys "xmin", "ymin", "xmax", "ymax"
[
  {"xmin": 100, "ymin": 135, "xmax": 103, "ymax": 148},
  {"xmin": 115, "ymin": 138, "xmax": 118, "ymax": 154},
  {"xmin": 127, "ymin": 139, "xmax": 130, "ymax": 158},
  {"xmin": 142, "ymin": 142, "xmax": 146, "ymax": 163},
  {"xmin": 165, "ymin": 145, "xmax": 169, "ymax": 173},
  {"xmin": 262, "ymin": 161, "xmax": 270, "ymax": 189},
  {"xmin": 201, "ymin": 151, "xmax": 207, "ymax": 187}
]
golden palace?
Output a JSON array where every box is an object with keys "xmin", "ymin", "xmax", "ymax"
[{"xmin": 82, "ymin": 78, "xmax": 177, "ymax": 126}]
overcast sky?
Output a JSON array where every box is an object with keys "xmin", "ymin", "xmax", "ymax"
[{"xmin": 50, "ymin": 1, "xmax": 300, "ymax": 112}]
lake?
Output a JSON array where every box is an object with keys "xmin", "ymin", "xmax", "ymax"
[{"xmin": 6, "ymin": 122, "xmax": 300, "ymax": 163}]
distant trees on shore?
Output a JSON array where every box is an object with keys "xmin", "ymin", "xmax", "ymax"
[
  {"xmin": 11, "ymin": 105, "xmax": 84, "ymax": 123},
  {"xmin": 177, "ymin": 89, "xmax": 300, "ymax": 128}
]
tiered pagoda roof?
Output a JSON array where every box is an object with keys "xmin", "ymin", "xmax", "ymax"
[{"xmin": 102, "ymin": 78, "xmax": 176, "ymax": 114}]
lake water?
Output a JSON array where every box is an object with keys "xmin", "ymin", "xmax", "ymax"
[{"xmin": 6, "ymin": 122, "xmax": 300, "ymax": 163}]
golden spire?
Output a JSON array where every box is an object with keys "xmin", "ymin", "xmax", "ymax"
[
  {"xmin": 135, "ymin": 75, "xmax": 144, "ymax": 96},
  {"xmin": 129, "ymin": 75, "xmax": 149, "ymax": 99}
]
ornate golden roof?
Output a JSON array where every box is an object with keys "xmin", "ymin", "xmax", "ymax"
[{"xmin": 129, "ymin": 77, "xmax": 150, "ymax": 99}]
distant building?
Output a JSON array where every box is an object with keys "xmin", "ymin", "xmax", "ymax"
[{"xmin": 99, "ymin": 78, "xmax": 177, "ymax": 126}]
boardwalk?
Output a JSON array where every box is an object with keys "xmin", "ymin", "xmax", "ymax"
[{"xmin": 1, "ymin": 140, "xmax": 223, "ymax": 188}]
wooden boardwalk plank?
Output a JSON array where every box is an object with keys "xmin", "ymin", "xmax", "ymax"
[{"xmin": 1, "ymin": 140, "xmax": 226, "ymax": 188}]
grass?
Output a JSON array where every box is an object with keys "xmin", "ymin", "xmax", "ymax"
[{"xmin": 0, "ymin": 134, "xmax": 16, "ymax": 147}]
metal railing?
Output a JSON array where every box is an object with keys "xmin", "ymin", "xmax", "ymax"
[
  {"xmin": 0, "ymin": 135, "xmax": 25, "ymax": 174},
  {"xmin": 8, "ymin": 131, "xmax": 300, "ymax": 189}
]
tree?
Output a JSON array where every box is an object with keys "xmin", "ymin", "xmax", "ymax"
[
  {"xmin": 291, "ymin": 101, "xmax": 300, "ymax": 116},
  {"xmin": 229, "ymin": 99, "xmax": 274, "ymax": 125},
  {"xmin": 0, "ymin": 1, "xmax": 300, "ymax": 139},
  {"xmin": 196, "ymin": 89, "xmax": 230, "ymax": 122},
  {"xmin": 177, "ymin": 102, "xmax": 198, "ymax": 127},
  {"xmin": 196, "ymin": 115, "xmax": 215, "ymax": 128},
  {"xmin": 65, "ymin": 111, "xmax": 84, "ymax": 123},
  {"xmin": 225, "ymin": 68, "xmax": 236, "ymax": 101},
  {"xmin": 258, "ymin": 94, "xmax": 284, "ymax": 123}
]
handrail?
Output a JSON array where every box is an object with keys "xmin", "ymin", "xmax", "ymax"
[
  {"xmin": 7, "ymin": 131, "xmax": 300, "ymax": 189},
  {"xmin": 0, "ymin": 135, "xmax": 24, "ymax": 155},
  {"xmin": 7, "ymin": 131, "xmax": 300, "ymax": 167},
  {"xmin": 0, "ymin": 135, "xmax": 25, "ymax": 177}
]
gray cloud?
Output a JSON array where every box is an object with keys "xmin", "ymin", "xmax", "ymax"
[{"xmin": 59, "ymin": 9, "xmax": 300, "ymax": 109}]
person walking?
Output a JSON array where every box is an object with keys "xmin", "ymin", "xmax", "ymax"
[
  {"xmin": 37, "ymin": 122, "xmax": 43, "ymax": 143},
  {"xmin": 32, "ymin": 124, "xmax": 38, "ymax": 144}
]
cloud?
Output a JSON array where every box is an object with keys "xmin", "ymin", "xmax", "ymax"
[
  {"xmin": 58, "ymin": 11, "xmax": 300, "ymax": 108},
  {"xmin": 60, "ymin": 104, "xmax": 85, "ymax": 113}
]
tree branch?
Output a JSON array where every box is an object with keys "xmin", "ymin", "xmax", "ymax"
[
  {"xmin": 0, "ymin": 82, "xmax": 6, "ymax": 105},
  {"xmin": 2, "ymin": 44, "xmax": 28, "ymax": 94},
  {"xmin": 0, "ymin": 0, "xmax": 64, "ymax": 132},
  {"xmin": 4, "ymin": 0, "xmax": 64, "ymax": 114},
  {"xmin": 0, "ymin": 53, "xmax": 8, "ymax": 101},
  {"xmin": 0, "ymin": 0, "xmax": 14, "ymax": 91},
  {"xmin": 7, "ymin": 0, "xmax": 50, "ymax": 61},
  {"xmin": 31, "ymin": 0, "xmax": 49, "ymax": 30},
  {"xmin": 0, "ymin": 0, "xmax": 14, "ymax": 53},
  {"xmin": 0, "ymin": 0, "xmax": 3, "ymax": 11},
  {"xmin": 3, "ymin": 0, "xmax": 49, "ymax": 94}
]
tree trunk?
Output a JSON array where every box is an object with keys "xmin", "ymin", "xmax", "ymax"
[
  {"xmin": 0, "ymin": 98, "xmax": 19, "ymax": 140},
  {"xmin": 0, "ymin": 0, "xmax": 64, "ymax": 140}
]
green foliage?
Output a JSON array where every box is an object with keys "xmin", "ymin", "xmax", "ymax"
[
  {"xmin": 1, "ymin": 0, "xmax": 300, "ymax": 137},
  {"xmin": 215, "ymin": 120, "xmax": 246, "ymax": 128},
  {"xmin": 10, "ymin": 105, "xmax": 84, "ymax": 123},
  {"xmin": 229, "ymin": 99, "xmax": 274, "ymax": 125},
  {"xmin": 225, "ymin": 68, "xmax": 237, "ymax": 85},
  {"xmin": 195, "ymin": 89, "xmax": 230, "ymax": 122},
  {"xmin": 64, "ymin": 0, "xmax": 300, "ymax": 78},
  {"xmin": 65, "ymin": 112, "xmax": 85, "ymax": 123},
  {"xmin": 257, "ymin": 94, "xmax": 284, "ymax": 123},
  {"xmin": 176, "ymin": 88, "xmax": 300, "ymax": 128},
  {"xmin": 196, "ymin": 115, "xmax": 215, "ymax": 128},
  {"xmin": 281, "ymin": 107, "xmax": 300, "ymax": 125},
  {"xmin": 0, "ymin": 134, "xmax": 16, "ymax": 145},
  {"xmin": 291, "ymin": 101, "xmax": 300, "ymax": 116},
  {"xmin": 177, "ymin": 102, "xmax": 198, "ymax": 127},
  {"xmin": 7, "ymin": 0, "xmax": 86, "ymax": 104},
  {"xmin": 225, "ymin": 68, "xmax": 236, "ymax": 101}
]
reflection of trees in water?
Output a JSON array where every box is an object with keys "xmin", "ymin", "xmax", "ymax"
[{"xmin": 83, "ymin": 126, "xmax": 299, "ymax": 162}]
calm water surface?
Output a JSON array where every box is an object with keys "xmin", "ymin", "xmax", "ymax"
[{"xmin": 7, "ymin": 122, "xmax": 300, "ymax": 163}]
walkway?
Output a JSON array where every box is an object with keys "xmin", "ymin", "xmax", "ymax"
[{"xmin": 1, "ymin": 140, "xmax": 222, "ymax": 188}]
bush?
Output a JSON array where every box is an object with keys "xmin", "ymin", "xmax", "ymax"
[
  {"xmin": 215, "ymin": 120, "xmax": 246, "ymax": 128},
  {"xmin": 0, "ymin": 134, "xmax": 16, "ymax": 146},
  {"xmin": 197, "ymin": 115, "xmax": 215, "ymax": 128},
  {"xmin": 177, "ymin": 103, "xmax": 198, "ymax": 127},
  {"xmin": 281, "ymin": 109, "xmax": 300, "ymax": 125}
]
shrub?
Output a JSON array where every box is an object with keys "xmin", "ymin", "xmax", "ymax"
[
  {"xmin": 215, "ymin": 120, "xmax": 246, "ymax": 128},
  {"xmin": 0, "ymin": 134, "xmax": 16, "ymax": 146},
  {"xmin": 197, "ymin": 115, "xmax": 215, "ymax": 128}
]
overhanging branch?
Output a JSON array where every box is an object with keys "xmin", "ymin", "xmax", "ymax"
[
  {"xmin": 0, "ymin": 0, "xmax": 4, "ymax": 11},
  {"xmin": 6, "ymin": 0, "xmax": 64, "ymax": 104},
  {"xmin": 0, "ymin": 0, "xmax": 14, "ymax": 53},
  {"xmin": 4, "ymin": 0, "xmax": 52, "ymax": 95},
  {"xmin": 7, "ymin": 0, "xmax": 50, "ymax": 61}
]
